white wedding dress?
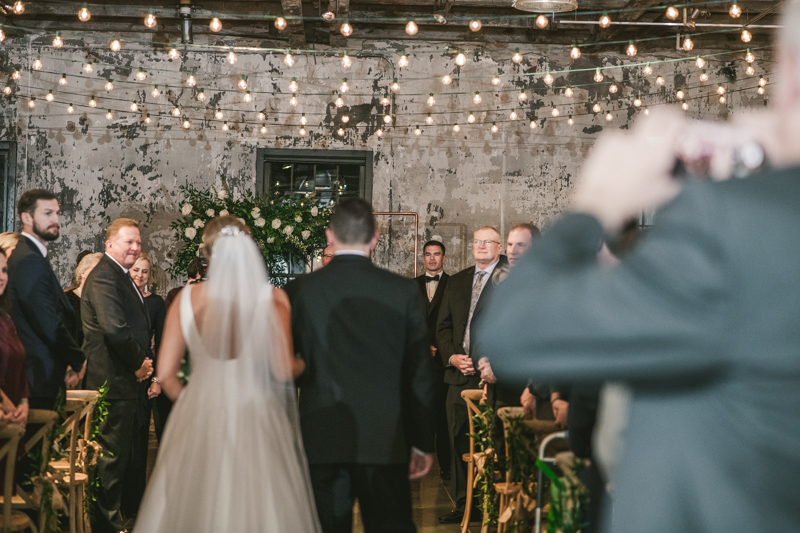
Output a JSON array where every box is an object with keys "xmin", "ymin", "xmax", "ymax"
[{"xmin": 134, "ymin": 230, "xmax": 321, "ymax": 533}]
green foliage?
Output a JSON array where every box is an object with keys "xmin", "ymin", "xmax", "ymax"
[
  {"xmin": 546, "ymin": 457, "xmax": 590, "ymax": 533},
  {"xmin": 169, "ymin": 178, "xmax": 332, "ymax": 286},
  {"xmin": 85, "ymin": 383, "xmax": 110, "ymax": 523},
  {"xmin": 469, "ymin": 403, "xmax": 499, "ymax": 526}
]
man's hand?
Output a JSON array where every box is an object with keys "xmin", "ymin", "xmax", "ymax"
[
  {"xmin": 449, "ymin": 354, "xmax": 475, "ymax": 376},
  {"xmin": 477, "ymin": 357, "xmax": 496, "ymax": 384},
  {"xmin": 552, "ymin": 399, "xmax": 569, "ymax": 429},
  {"xmin": 147, "ymin": 382, "xmax": 161, "ymax": 399},
  {"xmin": 409, "ymin": 450, "xmax": 434, "ymax": 480},
  {"xmin": 135, "ymin": 358, "xmax": 154, "ymax": 381},
  {"xmin": 520, "ymin": 388, "xmax": 536, "ymax": 417},
  {"xmin": 430, "ymin": 346, "xmax": 437, "ymax": 358},
  {"xmin": 64, "ymin": 368, "xmax": 81, "ymax": 389}
]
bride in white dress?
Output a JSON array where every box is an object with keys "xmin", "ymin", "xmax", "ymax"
[{"xmin": 134, "ymin": 216, "xmax": 321, "ymax": 533}]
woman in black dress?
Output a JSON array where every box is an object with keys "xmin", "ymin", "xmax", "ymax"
[{"xmin": 63, "ymin": 252, "xmax": 102, "ymax": 346}]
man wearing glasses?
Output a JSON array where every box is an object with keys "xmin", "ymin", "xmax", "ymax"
[{"xmin": 435, "ymin": 226, "xmax": 506, "ymax": 524}]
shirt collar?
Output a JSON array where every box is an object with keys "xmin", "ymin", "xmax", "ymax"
[
  {"xmin": 425, "ymin": 269, "xmax": 443, "ymax": 277},
  {"xmin": 475, "ymin": 260, "xmax": 499, "ymax": 276},
  {"xmin": 21, "ymin": 232, "xmax": 47, "ymax": 258},
  {"xmin": 334, "ymin": 249, "xmax": 369, "ymax": 257},
  {"xmin": 105, "ymin": 252, "xmax": 129, "ymax": 274}
]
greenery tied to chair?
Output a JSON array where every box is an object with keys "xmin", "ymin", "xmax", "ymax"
[
  {"xmin": 84, "ymin": 383, "xmax": 110, "ymax": 524},
  {"xmin": 469, "ymin": 402, "xmax": 499, "ymax": 526}
]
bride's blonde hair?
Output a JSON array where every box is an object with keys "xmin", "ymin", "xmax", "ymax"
[{"xmin": 202, "ymin": 215, "xmax": 251, "ymax": 257}]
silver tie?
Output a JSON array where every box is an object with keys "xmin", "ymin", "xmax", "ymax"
[{"xmin": 462, "ymin": 270, "xmax": 486, "ymax": 355}]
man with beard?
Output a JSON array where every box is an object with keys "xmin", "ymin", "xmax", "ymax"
[{"xmin": 7, "ymin": 189, "xmax": 86, "ymax": 410}]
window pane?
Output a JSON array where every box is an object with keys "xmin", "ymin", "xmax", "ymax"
[
  {"xmin": 270, "ymin": 162, "xmax": 292, "ymax": 196},
  {"xmin": 293, "ymin": 164, "xmax": 313, "ymax": 195},
  {"xmin": 339, "ymin": 164, "xmax": 361, "ymax": 198}
]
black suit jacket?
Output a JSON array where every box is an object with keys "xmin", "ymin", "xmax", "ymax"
[
  {"xmin": 81, "ymin": 254, "xmax": 150, "ymax": 400},
  {"xmin": 6, "ymin": 236, "xmax": 85, "ymax": 402},
  {"xmin": 414, "ymin": 271, "xmax": 449, "ymax": 352},
  {"xmin": 286, "ymin": 255, "xmax": 435, "ymax": 465},
  {"xmin": 436, "ymin": 257, "xmax": 507, "ymax": 386},
  {"xmin": 480, "ymin": 170, "xmax": 800, "ymax": 533}
]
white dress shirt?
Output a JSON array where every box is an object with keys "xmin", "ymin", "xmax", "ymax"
[
  {"xmin": 424, "ymin": 269, "xmax": 444, "ymax": 302},
  {"xmin": 21, "ymin": 232, "xmax": 47, "ymax": 257}
]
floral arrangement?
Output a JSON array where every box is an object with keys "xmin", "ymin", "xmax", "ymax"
[{"xmin": 169, "ymin": 179, "xmax": 331, "ymax": 286}]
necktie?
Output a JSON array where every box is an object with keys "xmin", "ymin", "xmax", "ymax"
[
  {"xmin": 425, "ymin": 275, "xmax": 440, "ymax": 283},
  {"xmin": 462, "ymin": 270, "xmax": 487, "ymax": 354}
]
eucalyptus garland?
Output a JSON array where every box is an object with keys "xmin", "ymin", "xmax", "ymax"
[
  {"xmin": 169, "ymin": 178, "xmax": 331, "ymax": 286},
  {"xmin": 469, "ymin": 403, "xmax": 499, "ymax": 526}
]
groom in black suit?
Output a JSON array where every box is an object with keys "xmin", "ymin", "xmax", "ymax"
[
  {"xmin": 82, "ymin": 218, "xmax": 153, "ymax": 533},
  {"xmin": 286, "ymin": 198, "xmax": 436, "ymax": 533},
  {"xmin": 6, "ymin": 189, "xmax": 86, "ymax": 410},
  {"xmin": 413, "ymin": 240, "xmax": 450, "ymax": 479}
]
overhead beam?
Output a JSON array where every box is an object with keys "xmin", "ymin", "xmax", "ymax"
[{"xmin": 281, "ymin": 0, "xmax": 306, "ymax": 47}]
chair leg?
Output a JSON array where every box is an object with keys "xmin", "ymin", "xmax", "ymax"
[
  {"xmin": 69, "ymin": 484, "xmax": 77, "ymax": 533},
  {"xmin": 479, "ymin": 492, "xmax": 490, "ymax": 533},
  {"xmin": 461, "ymin": 459, "xmax": 474, "ymax": 533},
  {"xmin": 76, "ymin": 484, "xmax": 84, "ymax": 533}
]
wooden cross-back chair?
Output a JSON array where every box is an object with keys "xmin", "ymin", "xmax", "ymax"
[
  {"xmin": 0, "ymin": 425, "xmax": 36, "ymax": 533},
  {"xmin": 459, "ymin": 389, "xmax": 486, "ymax": 533}
]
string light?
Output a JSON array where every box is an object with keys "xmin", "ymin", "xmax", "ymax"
[
  {"xmin": 512, "ymin": 48, "xmax": 523, "ymax": 64},
  {"xmin": 469, "ymin": 19, "xmax": 482, "ymax": 32},
  {"xmin": 426, "ymin": 113, "xmax": 433, "ymax": 124},
  {"xmin": 144, "ymin": 10, "xmax": 157, "ymax": 28},
  {"xmin": 381, "ymin": 93, "xmax": 390, "ymax": 106},
  {"xmin": 746, "ymin": 64, "xmax": 755, "ymax": 76},
  {"xmin": 455, "ymin": 53, "xmax": 467, "ymax": 66},
  {"xmin": 300, "ymin": 127, "xmax": 307, "ymax": 136},
  {"xmin": 110, "ymin": 39, "xmax": 122, "ymax": 52},
  {"xmin": 215, "ymin": 109, "xmax": 223, "ymax": 120},
  {"xmin": 599, "ymin": 13, "xmax": 611, "ymax": 28},
  {"xmin": 130, "ymin": 101, "xmax": 138, "ymax": 112},
  {"xmin": 106, "ymin": 109, "xmax": 114, "ymax": 120},
  {"xmin": 473, "ymin": 92, "xmax": 482, "ymax": 104},
  {"xmin": 291, "ymin": 93, "xmax": 299, "ymax": 107},
  {"xmin": 644, "ymin": 107, "xmax": 650, "ymax": 115},
  {"xmin": 759, "ymin": 76, "xmax": 767, "ymax": 87},
  {"xmin": 78, "ymin": 4, "xmax": 91, "ymax": 21},
  {"xmin": 626, "ymin": 41, "xmax": 637, "ymax": 57},
  {"xmin": 644, "ymin": 63, "xmax": 652, "ymax": 75},
  {"xmin": 59, "ymin": 74, "xmax": 68, "ymax": 86},
  {"xmin": 682, "ymin": 102, "xmax": 689, "ymax": 110},
  {"xmin": 565, "ymin": 86, "xmax": 573, "ymax": 97},
  {"xmin": 491, "ymin": 122, "xmax": 498, "ymax": 133},
  {"xmin": 492, "ymin": 76, "xmax": 501, "ymax": 85},
  {"xmin": 605, "ymin": 112, "xmax": 613, "ymax": 121},
  {"xmin": 53, "ymin": 33, "xmax": 63, "ymax": 48},
  {"xmin": 222, "ymin": 121, "xmax": 229, "ymax": 131},
  {"xmin": 89, "ymin": 96, "xmax": 97, "ymax": 107},
  {"xmin": 696, "ymin": 56, "xmax": 705, "ymax": 69},
  {"xmin": 227, "ymin": 49, "xmax": 237, "ymax": 64},
  {"xmin": 745, "ymin": 49, "xmax": 755, "ymax": 63},
  {"xmin": 717, "ymin": 84, "xmax": 725, "ymax": 95},
  {"xmin": 609, "ymin": 84, "xmax": 618, "ymax": 94},
  {"xmin": 683, "ymin": 37, "xmax": 694, "ymax": 51},
  {"xmin": 337, "ymin": 127, "xmax": 345, "ymax": 136},
  {"xmin": 666, "ymin": 6, "xmax": 679, "ymax": 20},
  {"xmin": 342, "ymin": 115, "xmax": 350, "ymax": 123},
  {"xmin": 340, "ymin": 79, "xmax": 349, "ymax": 93},
  {"xmin": 84, "ymin": 62, "xmax": 93, "ymax": 73},
  {"xmin": 536, "ymin": 15, "xmax": 549, "ymax": 29},
  {"xmin": 275, "ymin": 17, "xmax": 287, "ymax": 30},
  {"xmin": 593, "ymin": 69, "xmax": 604, "ymax": 83},
  {"xmin": 342, "ymin": 52, "xmax": 352, "ymax": 68},
  {"xmin": 529, "ymin": 120, "xmax": 537, "ymax": 129},
  {"xmin": 544, "ymin": 73, "xmax": 554, "ymax": 86},
  {"xmin": 169, "ymin": 47, "xmax": 179, "ymax": 60},
  {"xmin": 197, "ymin": 89, "xmax": 205, "ymax": 101},
  {"xmin": 210, "ymin": 16, "xmax": 222, "ymax": 32},
  {"xmin": 172, "ymin": 106, "xmax": 181, "ymax": 116},
  {"xmin": 570, "ymin": 46, "xmax": 581, "ymax": 60},
  {"xmin": 182, "ymin": 118, "xmax": 191, "ymax": 129},
  {"xmin": 592, "ymin": 102, "xmax": 601, "ymax": 113},
  {"xmin": 391, "ymin": 78, "xmax": 400, "ymax": 92},
  {"xmin": 335, "ymin": 94, "xmax": 343, "ymax": 107},
  {"xmin": 32, "ymin": 57, "xmax": 42, "ymax": 71},
  {"xmin": 258, "ymin": 110, "xmax": 266, "ymax": 121},
  {"xmin": 676, "ymin": 89, "xmax": 684, "ymax": 99},
  {"xmin": 244, "ymin": 91, "xmax": 252, "ymax": 103},
  {"xmin": 399, "ymin": 54, "xmax": 409, "ymax": 68},
  {"xmin": 284, "ymin": 52, "xmax": 295, "ymax": 67},
  {"xmin": 260, "ymin": 125, "xmax": 268, "ymax": 134},
  {"xmin": 656, "ymin": 76, "xmax": 665, "ymax": 85},
  {"xmin": 757, "ymin": 86, "xmax": 765, "ymax": 95},
  {"xmin": 518, "ymin": 90, "xmax": 527, "ymax": 101},
  {"xmin": 551, "ymin": 106, "xmax": 559, "ymax": 117},
  {"xmin": 238, "ymin": 76, "xmax": 248, "ymax": 90},
  {"xmin": 144, "ymin": 114, "xmax": 151, "ymax": 124},
  {"xmin": 509, "ymin": 110, "xmax": 518, "ymax": 120},
  {"xmin": 46, "ymin": 91, "xmax": 54, "ymax": 102},
  {"xmin": 3, "ymin": 86, "xmax": 11, "ymax": 96},
  {"xmin": 719, "ymin": 95, "xmax": 726, "ymax": 104},
  {"xmin": 453, "ymin": 123, "xmax": 460, "ymax": 132},
  {"xmin": 340, "ymin": 20, "xmax": 353, "ymax": 36},
  {"xmin": 136, "ymin": 68, "xmax": 147, "ymax": 81},
  {"xmin": 442, "ymin": 75, "xmax": 452, "ymax": 85},
  {"xmin": 567, "ymin": 115, "xmax": 574, "ymax": 125},
  {"xmin": 467, "ymin": 113, "xmax": 475, "ymax": 123},
  {"xmin": 700, "ymin": 70, "xmax": 709, "ymax": 82},
  {"xmin": 405, "ymin": 21, "xmax": 418, "ymax": 35},
  {"xmin": 427, "ymin": 93, "xmax": 435, "ymax": 106},
  {"xmin": 187, "ymin": 74, "xmax": 197, "ymax": 87},
  {"xmin": 383, "ymin": 114, "xmax": 392, "ymax": 124},
  {"xmin": 741, "ymin": 29, "xmax": 752, "ymax": 43},
  {"xmin": 415, "ymin": 125, "xmax": 422, "ymax": 135},
  {"xmin": 633, "ymin": 97, "xmax": 642, "ymax": 107},
  {"xmin": 289, "ymin": 78, "xmax": 299, "ymax": 93},
  {"xmin": 11, "ymin": 71, "xmax": 20, "ymax": 81},
  {"xmin": 105, "ymin": 80, "xmax": 114, "ymax": 91},
  {"xmin": 300, "ymin": 113, "xmax": 307, "ymax": 125},
  {"xmin": 730, "ymin": 0, "xmax": 741, "ymax": 18},
  {"xmin": 12, "ymin": 1, "xmax": 23, "ymax": 15},
  {"xmin": 375, "ymin": 128, "xmax": 382, "ymax": 138},
  {"xmin": 0, "ymin": 30, "xmax": 4, "ymax": 42}
]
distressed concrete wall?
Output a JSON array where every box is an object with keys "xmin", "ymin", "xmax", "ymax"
[{"xmin": 0, "ymin": 33, "xmax": 771, "ymax": 285}]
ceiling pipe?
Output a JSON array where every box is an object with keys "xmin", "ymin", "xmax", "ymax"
[{"xmin": 559, "ymin": 20, "xmax": 781, "ymax": 28}]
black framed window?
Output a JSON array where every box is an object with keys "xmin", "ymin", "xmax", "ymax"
[{"xmin": 0, "ymin": 142, "xmax": 17, "ymax": 233}]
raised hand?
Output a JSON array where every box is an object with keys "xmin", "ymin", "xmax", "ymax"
[{"xmin": 135, "ymin": 358, "xmax": 154, "ymax": 381}]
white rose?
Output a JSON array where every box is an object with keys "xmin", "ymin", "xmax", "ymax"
[
  {"xmin": 301, "ymin": 230, "xmax": 311, "ymax": 240},
  {"xmin": 295, "ymin": 215, "xmax": 303, "ymax": 223},
  {"xmin": 283, "ymin": 225, "xmax": 294, "ymax": 235},
  {"xmin": 219, "ymin": 209, "xmax": 229, "ymax": 217},
  {"xmin": 254, "ymin": 217, "xmax": 266, "ymax": 227},
  {"xmin": 185, "ymin": 227, "xmax": 197, "ymax": 239},
  {"xmin": 251, "ymin": 207, "xmax": 261, "ymax": 218},
  {"xmin": 310, "ymin": 206, "xmax": 318, "ymax": 217},
  {"xmin": 217, "ymin": 189, "xmax": 228, "ymax": 199},
  {"xmin": 206, "ymin": 208, "xmax": 215, "ymax": 217},
  {"xmin": 271, "ymin": 219, "xmax": 281, "ymax": 229},
  {"xmin": 192, "ymin": 218, "xmax": 204, "ymax": 228},
  {"xmin": 267, "ymin": 237, "xmax": 275, "ymax": 244},
  {"xmin": 181, "ymin": 203, "xmax": 193, "ymax": 216}
]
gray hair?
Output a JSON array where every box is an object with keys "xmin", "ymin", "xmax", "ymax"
[{"xmin": 73, "ymin": 252, "xmax": 103, "ymax": 288}]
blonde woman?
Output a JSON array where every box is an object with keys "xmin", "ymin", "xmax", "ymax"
[
  {"xmin": 64, "ymin": 252, "xmax": 102, "ymax": 346},
  {"xmin": 0, "ymin": 232, "xmax": 19, "ymax": 259}
]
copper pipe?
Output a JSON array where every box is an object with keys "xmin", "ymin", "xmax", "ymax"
[{"xmin": 373, "ymin": 211, "xmax": 419, "ymax": 277}]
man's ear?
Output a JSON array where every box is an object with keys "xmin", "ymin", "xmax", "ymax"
[
  {"xmin": 325, "ymin": 228, "xmax": 335, "ymax": 247},
  {"xmin": 20, "ymin": 211, "xmax": 32, "ymax": 228},
  {"xmin": 368, "ymin": 231, "xmax": 379, "ymax": 251}
]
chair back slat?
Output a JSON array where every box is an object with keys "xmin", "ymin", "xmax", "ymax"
[{"xmin": 1, "ymin": 425, "xmax": 24, "ymax": 533}]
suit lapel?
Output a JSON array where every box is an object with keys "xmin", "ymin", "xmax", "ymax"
[
  {"xmin": 104, "ymin": 255, "xmax": 150, "ymax": 328},
  {"xmin": 428, "ymin": 272, "xmax": 448, "ymax": 313}
]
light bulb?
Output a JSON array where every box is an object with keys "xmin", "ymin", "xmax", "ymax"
[
  {"xmin": 375, "ymin": 128, "xmax": 382, "ymax": 137},
  {"xmin": 676, "ymin": 90, "xmax": 684, "ymax": 99},
  {"xmin": 275, "ymin": 17, "xmax": 287, "ymax": 30},
  {"xmin": 570, "ymin": 46, "xmax": 581, "ymax": 60},
  {"xmin": 53, "ymin": 34, "xmax": 63, "ymax": 48},
  {"xmin": 700, "ymin": 70, "xmax": 709, "ymax": 82},
  {"xmin": 567, "ymin": 116, "xmax": 574, "ymax": 125},
  {"xmin": 730, "ymin": 1, "xmax": 741, "ymax": 18},
  {"xmin": 84, "ymin": 62, "xmax": 93, "ymax": 73},
  {"xmin": 666, "ymin": 6, "xmax": 679, "ymax": 20},
  {"xmin": 759, "ymin": 76, "xmax": 767, "ymax": 87},
  {"xmin": 144, "ymin": 11, "xmax": 157, "ymax": 28},
  {"xmin": 340, "ymin": 79, "xmax": 349, "ymax": 93},
  {"xmin": 291, "ymin": 94, "xmax": 299, "ymax": 107},
  {"xmin": 258, "ymin": 111, "xmax": 266, "ymax": 121},
  {"xmin": 151, "ymin": 86, "xmax": 159, "ymax": 98},
  {"xmin": 529, "ymin": 120, "xmax": 537, "ymax": 129},
  {"xmin": 518, "ymin": 90, "xmax": 527, "ymax": 101},
  {"xmin": 644, "ymin": 63, "xmax": 652, "ymax": 75},
  {"xmin": 469, "ymin": 19, "xmax": 482, "ymax": 32},
  {"xmin": 0, "ymin": 29, "xmax": 4, "ymax": 42},
  {"xmin": 491, "ymin": 122, "xmax": 498, "ymax": 133},
  {"xmin": 300, "ymin": 114, "xmax": 307, "ymax": 125},
  {"xmin": 32, "ymin": 58, "xmax": 42, "ymax": 71},
  {"xmin": 682, "ymin": 102, "xmax": 689, "ymax": 111},
  {"xmin": 110, "ymin": 39, "xmax": 122, "ymax": 52},
  {"xmin": 599, "ymin": 14, "xmax": 611, "ymax": 28},
  {"xmin": 565, "ymin": 86, "xmax": 573, "ymax": 97},
  {"xmin": 745, "ymin": 50, "xmax": 755, "ymax": 63},
  {"xmin": 551, "ymin": 106, "xmax": 559, "ymax": 117},
  {"xmin": 210, "ymin": 17, "xmax": 222, "ymax": 32},
  {"xmin": 107, "ymin": 110, "xmax": 114, "ymax": 120},
  {"xmin": 284, "ymin": 53, "xmax": 295, "ymax": 67},
  {"xmin": 509, "ymin": 110, "xmax": 517, "ymax": 120},
  {"xmin": 536, "ymin": 15, "xmax": 549, "ymax": 29},
  {"xmin": 741, "ymin": 29, "xmax": 752, "ymax": 43},
  {"xmin": 335, "ymin": 95, "xmax": 343, "ymax": 107},
  {"xmin": 426, "ymin": 113, "xmax": 433, "ymax": 124},
  {"xmin": 78, "ymin": 5, "xmax": 91, "ymax": 21},
  {"xmin": 467, "ymin": 113, "xmax": 475, "ymax": 123},
  {"xmin": 391, "ymin": 79, "xmax": 400, "ymax": 92},
  {"xmin": 340, "ymin": 20, "xmax": 353, "ymax": 36},
  {"xmin": 238, "ymin": 77, "xmax": 248, "ymax": 90},
  {"xmin": 609, "ymin": 84, "xmax": 618, "ymax": 94},
  {"xmin": 512, "ymin": 48, "xmax": 522, "ymax": 64},
  {"xmin": 544, "ymin": 73, "xmax": 553, "ymax": 86},
  {"xmin": 381, "ymin": 94, "xmax": 390, "ymax": 106},
  {"xmin": 442, "ymin": 75, "xmax": 452, "ymax": 85},
  {"xmin": 215, "ymin": 109, "xmax": 223, "ymax": 120},
  {"xmin": 592, "ymin": 102, "xmax": 601, "ymax": 113},
  {"xmin": 683, "ymin": 37, "xmax": 694, "ymax": 51},
  {"xmin": 492, "ymin": 76, "xmax": 501, "ymax": 85},
  {"xmin": 89, "ymin": 96, "xmax": 96, "ymax": 107},
  {"xmin": 398, "ymin": 54, "xmax": 409, "ymax": 68},
  {"xmin": 300, "ymin": 127, "xmax": 307, "ymax": 136},
  {"xmin": 244, "ymin": 91, "xmax": 252, "ymax": 103},
  {"xmin": 136, "ymin": 68, "xmax": 147, "ymax": 81},
  {"xmin": 693, "ymin": 57, "xmax": 704, "ymax": 70},
  {"xmin": 3, "ymin": 86, "xmax": 11, "ymax": 96},
  {"xmin": 222, "ymin": 121, "xmax": 229, "ymax": 131},
  {"xmin": 289, "ymin": 78, "xmax": 299, "ymax": 93},
  {"xmin": 144, "ymin": 114, "xmax": 151, "ymax": 124},
  {"xmin": 59, "ymin": 74, "xmax": 68, "ymax": 86},
  {"xmin": 415, "ymin": 125, "xmax": 422, "ymax": 135},
  {"xmin": 105, "ymin": 80, "xmax": 114, "ymax": 91},
  {"xmin": 644, "ymin": 107, "xmax": 650, "ymax": 115},
  {"xmin": 405, "ymin": 21, "xmax": 418, "ymax": 35},
  {"xmin": 337, "ymin": 127, "xmax": 345, "ymax": 136},
  {"xmin": 427, "ymin": 94, "xmax": 435, "ymax": 106},
  {"xmin": 169, "ymin": 47, "xmax": 179, "ymax": 60},
  {"xmin": 260, "ymin": 125, "xmax": 268, "ymax": 134},
  {"xmin": 757, "ymin": 86, "xmax": 765, "ymax": 95},
  {"xmin": 384, "ymin": 114, "xmax": 392, "ymax": 124},
  {"xmin": 717, "ymin": 84, "xmax": 725, "ymax": 94},
  {"xmin": 473, "ymin": 92, "xmax": 481, "ymax": 104},
  {"xmin": 322, "ymin": 8, "xmax": 334, "ymax": 21},
  {"xmin": 45, "ymin": 91, "xmax": 54, "ymax": 102},
  {"xmin": 746, "ymin": 65, "xmax": 755, "ymax": 76},
  {"xmin": 11, "ymin": 71, "xmax": 19, "ymax": 81},
  {"xmin": 719, "ymin": 95, "xmax": 726, "ymax": 104},
  {"xmin": 197, "ymin": 89, "xmax": 205, "ymax": 101},
  {"xmin": 453, "ymin": 123, "xmax": 460, "ymax": 132},
  {"xmin": 12, "ymin": 1, "xmax": 23, "ymax": 14},
  {"xmin": 342, "ymin": 53, "xmax": 352, "ymax": 68},
  {"xmin": 130, "ymin": 101, "xmax": 138, "ymax": 112},
  {"xmin": 594, "ymin": 69, "xmax": 604, "ymax": 83},
  {"xmin": 626, "ymin": 42, "xmax": 637, "ymax": 57},
  {"xmin": 656, "ymin": 76, "xmax": 665, "ymax": 85},
  {"xmin": 183, "ymin": 119, "xmax": 191, "ymax": 129},
  {"xmin": 172, "ymin": 106, "xmax": 181, "ymax": 116},
  {"xmin": 342, "ymin": 115, "xmax": 350, "ymax": 123},
  {"xmin": 227, "ymin": 50, "xmax": 237, "ymax": 64},
  {"xmin": 187, "ymin": 74, "xmax": 197, "ymax": 87},
  {"xmin": 605, "ymin": 112, "xmax": 613, "ymax": 121},
  {"xmin": 634, "ymin": 98, "xmax": 642, "ymax": 107},
  {"xmin": 455, "ymin": 53, "xmax": 466, "ymax": 66}
]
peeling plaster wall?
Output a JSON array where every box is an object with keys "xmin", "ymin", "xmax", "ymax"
[{"xmin": 0, "ymin": 34, "xmax": 771, "ymax": 285}]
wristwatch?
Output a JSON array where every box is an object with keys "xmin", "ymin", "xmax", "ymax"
[{"xmin": 151, "ymin": 376, "xmax": 159, "ymax": 384}]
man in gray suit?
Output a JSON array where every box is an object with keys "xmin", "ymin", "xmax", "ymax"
[{"xmin": 478, "ymin": 13, "xmax": 800, "ymax": 530}]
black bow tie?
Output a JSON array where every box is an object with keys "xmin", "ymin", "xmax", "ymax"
[{"xmin": 425, "ymin": 275, "xmax": 440, "ymax": 283}]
